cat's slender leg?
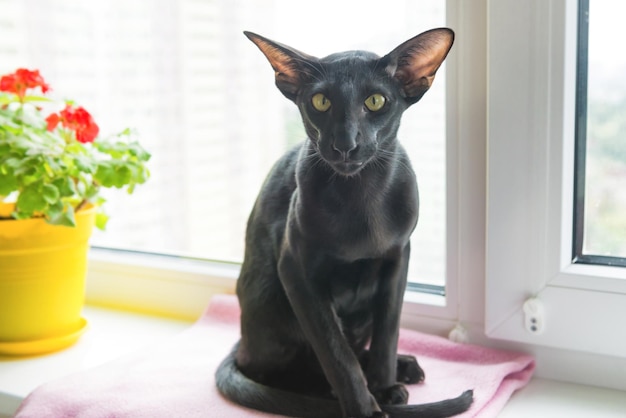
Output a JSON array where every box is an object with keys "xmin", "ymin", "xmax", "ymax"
[
  {"xmin": 278, "ymin": 244, "xmax": 382, "ymax": 418},
  {"xmin": 366, "ymin": 243, "xmax": 412, "ymax": 405}
]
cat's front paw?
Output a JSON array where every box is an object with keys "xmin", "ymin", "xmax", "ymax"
[
  {"xmin": 372, "ymin": 383, "xmax": 409, "ymax": 406},
  {"xmin": 397, "ymin": 354, "xmax": 424, "ymax": 384}
]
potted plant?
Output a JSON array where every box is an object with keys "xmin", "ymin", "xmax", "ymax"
[{"xmin": 0, "ymin": 68, "xmax": 150, "ymax": 355}]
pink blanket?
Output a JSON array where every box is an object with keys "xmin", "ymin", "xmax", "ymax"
[{"xmin": 15, "ymin": 295, "xmax": 534, "ymax": 417}]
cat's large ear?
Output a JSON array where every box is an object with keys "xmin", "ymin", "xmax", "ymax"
[
  {"xmin": 244, "ymin": 31, "xmax": 318, "ymax": 102},
  {"xmin": 382, "ymin": 28, "xmax": 454, "ymax": 104}
]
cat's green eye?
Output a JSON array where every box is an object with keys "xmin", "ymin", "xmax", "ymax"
[
  {"xmin": 311, "ymin": 93, "xmax": 331, "ymax": 112},
  {"xmin": 364, "ymin": 94, "xmax": 386, "ymax": 112}
]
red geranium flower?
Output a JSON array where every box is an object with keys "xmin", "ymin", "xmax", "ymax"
[
  {"xmin": 45, "ymin": 113, "xmax": 60, "ymax": 131},
  {"xmin": 46, "ymin": 104, "xmax": 100, "ymax": 143},
  {"xmin": 0, "ymin": 68, "xmax": 50, "ymax": 98}
]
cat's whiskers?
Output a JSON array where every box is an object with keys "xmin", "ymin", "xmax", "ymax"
[
  {"xmin": 375, "ymin": 148, "xmax": 413, "ymax": 175},
  {"xmin": 300, "ymin": 149, "xmax": 329, "ymax": 179}
]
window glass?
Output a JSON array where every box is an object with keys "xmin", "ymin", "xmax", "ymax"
[
  {"xmin": 575, "ymin": 0, "xmax": 626, "ymax": 265},
  {"xmin": 0, "ymin": 0, "xmax": 447, "ymax": 286}
]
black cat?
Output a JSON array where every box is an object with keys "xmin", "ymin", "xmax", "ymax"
[{"xmin": 215, "ymin": 29, "xmax": 473, "ymax": 418}]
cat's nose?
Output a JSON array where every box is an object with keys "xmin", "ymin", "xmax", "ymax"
[{"xmin": 332, "ymin": 140, "xmax": 358, "ymax": 161}]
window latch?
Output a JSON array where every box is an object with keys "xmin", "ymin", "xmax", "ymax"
[{"xmin": 523, "ymin": 298, "xmax": 545, "ymax": 335}]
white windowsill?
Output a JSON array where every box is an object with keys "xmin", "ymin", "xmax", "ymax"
[{"xmin": 1, "ymin": 305, "xmax": 626, "ymax": 417}]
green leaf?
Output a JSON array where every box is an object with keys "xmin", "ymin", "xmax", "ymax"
[
  {"xmin": 94, "ymin": 162, "xmax": 115, "ymax": 187},
  {"xmin": 47, "ymin": 202, "xmax": 76, "ymax": 227},
  {"xmin": 95, "ymin": 162, "xmax": 133, "ymax": 188},
  {"xmin": 52, "ymin": 177, "xmax": 77, "ymax": 197},
  {"xmin": 12, "ymin": 210, "xmax": 33, "ymax": 220},
  {"xmin": 16, "ymin": 183, "xmax": 47, "ymax": 213},
  {"xmin": 4, "ymin": 157, "xmax": 23, "ymax": 169},
  {"xmin": 0, "ymin": 172, "xmax": 18, "ymax": 195},
  {"xmin": 13, "ymin": 155, "xmax": 43, "ymax": 178},
  {"xmin": 21, "ymin": 95, "xmax": 53, "ymax": 103},
  {"xmin": 10, "ymin": 137, "xmax": 35, "ymax": 151},
  {"xmin": 95, "ymin": 212, "xmax": 108, "ymax": 230},
  {"xmin": 47, "ymin": 200, "xmax": 64, "ymax": 220},
  {"xmin": 74, "ymin": 155, "xmax": 95, "ymax": 173},
  {"xmin": 113, "ymin": 165, "xmax": 132, "ymax": 187},
  {"xmin": 128, "ymin": 142, "xmax": 151, "ymax": 160},
  {"xmin": 42, "ymin": 183, "xmax": 60, "ymax": 204},
  {"xmin": 14, "ymin": 165, "xmax": 37, "ymax": 177},
  {"xmin": 139, "ymin": 166, "xmax": 150, "ymax": 183},
  {"xmin": 84, "ymin": 182, "xmax": 100, "ymax": 199}
]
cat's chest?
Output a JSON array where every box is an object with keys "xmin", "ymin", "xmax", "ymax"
[{"xmin": 297, "ymin": 180, "xmax": 418, "ymax": 261}]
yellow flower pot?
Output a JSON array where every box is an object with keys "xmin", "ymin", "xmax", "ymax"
[{"xmin": 0, "ymin": 203, "xmax": 95, "ymax": 356}]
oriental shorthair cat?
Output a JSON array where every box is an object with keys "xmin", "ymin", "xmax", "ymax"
[{"xmin": 215, "ymin": 29, "xmax": 473, "ymax": 418}]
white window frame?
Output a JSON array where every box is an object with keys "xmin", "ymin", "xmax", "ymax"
[
  {"xmin": 485, "ymin": 0, "xmax": 626, "ymax": 358},
  {"xmin": 402, "ymin": 0, "xmax": 487, "ymax": 330}
]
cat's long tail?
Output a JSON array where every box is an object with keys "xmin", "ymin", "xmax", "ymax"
[{"xmin": 215, "ymin": 344, "xmax": 473, "ymax": 418}]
